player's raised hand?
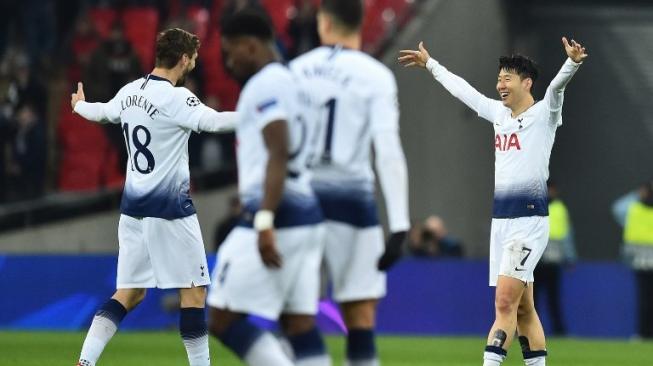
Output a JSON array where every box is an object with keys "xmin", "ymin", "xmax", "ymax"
[
  {"xmin": 258, "ymin": 229, "xmax": 282, "ymax": 268},
  {"xmin": 398, "ymin": 41, "xmax": 431, "ymax": 68},
  {"xmin": 71, "ymin": 82, "xmax": 85, "ymax": 111},
  {"xmin": 562, "ymin": 37, "xmax": 588, "ymax": 63}
]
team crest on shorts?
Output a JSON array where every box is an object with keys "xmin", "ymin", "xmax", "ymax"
[{"xmin": 186, "ymin": 97, "xmax": 201, "ymax": 107}]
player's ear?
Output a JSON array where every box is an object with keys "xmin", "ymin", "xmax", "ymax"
[{"xmin": 523, "ymin": 77, "xmax": 533, "ymax": 92}]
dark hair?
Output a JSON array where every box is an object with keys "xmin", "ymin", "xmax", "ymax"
[
  {"xmin": 155, "ymin": 28, "xmax": 200, "ymax": 69},
  {"xmin": 498, "ymin": 54, "xmax": 539, "ymax": 86},
  {"xmin": 321, "ymin": 0, "xmax": 364, "ymax": 31},
  {"xmin": 221, "ymin": 10, "xmax": 274, "ymax": 42}
]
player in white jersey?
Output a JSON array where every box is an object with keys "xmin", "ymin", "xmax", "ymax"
[
  {"xmin": 70, "ymin": 28, "xmax": 238, "ymax": 366},
  {"xmin": 205, "ymin": 11, "xmax": 330, "ymax": 366},
  {"xmin": 290, "ymin": 1, "xmax": 410, "ymax": 365},
  {"xmin": 399, "ymin": 38, "xmax": 587, "ymax": 366}
]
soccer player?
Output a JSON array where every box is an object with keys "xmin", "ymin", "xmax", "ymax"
[
  {"xmin": 399, "ymin": 38, "xmax": 587, "ymax": 366},
  {"xmin": 70, "ymin": 28, "xmax": 238, "ymax": 366},
  {"xmin": 290, "ymin": 1, "xmax": 410, "ymax": 365},
  {"xmin": 205, "ymin": 10, "xmax": 330, "ymax": 366}
]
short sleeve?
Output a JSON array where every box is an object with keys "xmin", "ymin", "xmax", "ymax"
[
  {"xmin": 248, "ymin": 71, "xmax": 291, "ymax": 130},
  {"xmin": 369, "ymin": 69, "xmax": 400, "ymax": 134},
  {"xmin": 170, "ymin": 87, "xmax": 214, "ymax": 131}
]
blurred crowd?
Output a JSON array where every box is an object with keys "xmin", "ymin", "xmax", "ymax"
[{"xmin": 1, "ymin": 0, "xmax": 409, "ymax": 204}]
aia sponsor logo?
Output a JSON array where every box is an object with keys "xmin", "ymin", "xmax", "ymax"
[{"xmin": 495, "ymin": 133, "xmax": 521, "ymax": 151}]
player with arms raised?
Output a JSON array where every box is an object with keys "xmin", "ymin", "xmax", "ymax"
[
  {"xmin": 70, "ymin": 28, "xmax": 237, "ymax": 366},
  {"xmin": 399, "ymin": 38, "xmax": 587, "ymax": 366},
  {"xmin": 290, "ymin": 0, "xmax": 410, "ymax": 365}
]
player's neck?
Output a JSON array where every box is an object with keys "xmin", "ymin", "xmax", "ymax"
[
  {"xmin": 510, "ymin": 95, "xmax": 535, "ymax": 118},
  {"xmin": 150, "ymin": 67, "xmax": 179, "ymax": 86},
  {"xmin": 321, "ymin": 33, "xmax": 361, "ymax": 50}
]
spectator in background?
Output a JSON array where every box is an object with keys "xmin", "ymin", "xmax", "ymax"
[
  {"xmin": 408, "ymin": 215, "xmax": 464, "ymax": 258},
  {"xmin": 613, "ymin": 180, "xmax": 653, "ymax": 339},
  {"xmin": 4, "ymin": 53, "xmax": 48, "ymax": 119},
  {"xmin": 288, "ymin": 0, "xmax": 320, "ymax": 59},
  {"xmin": 212, "ymin": 195, "xmax": 242, "ymax": 252},
  {"xmin": 5, "ymin": 103, "xmax": 46, "ymax": 201},
  {"xmin": 84, "ymin": 22, "xmax": 143, "ymax": 174},
  {"xmin": 534, "ymin": 180, "xmax": 576, "ymax": 336}
]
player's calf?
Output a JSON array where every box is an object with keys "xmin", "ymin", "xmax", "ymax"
[
  {"xmin": 519, "ymin": 336, "xmax": 547, "ymax": 366},
  {"xmin": 281, "ymin": 314, "xmax": 331, "ymax": 366},
  {"xmin": 77, "ymin": 298, "xmax": 129, "ymax": 366},
  {"xmin": 209, "ymin": 307, "xmax": 293, "ymax": 366}
]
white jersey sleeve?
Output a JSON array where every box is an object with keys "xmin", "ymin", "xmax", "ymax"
[
  {"xmin": 543, "ymin": 57, "xmax": 582, "ymax": 126},
  {"xmin": 73, "ymin": 88, "xmax": 125, "ymax": 124},
  {"xmin": 248, "ymin": 73, "xmax": 291, "ymax": 130},
  {"xmin": 426, "ymin": 58, "xmax": 504, "ymax": 123},
  {"xmin": 369, "ymin": 71, "xmax": 410, "ymax": 232},
  {"xmin": 168, "ymin": 87, "xmax": 214, "ymax": 132}
]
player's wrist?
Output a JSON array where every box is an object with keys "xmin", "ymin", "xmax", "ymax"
[
  {"xmin": 425, "ymin": 58, "xmax": 438, "ymax": 72},
  {"xmin": 254, "ymin": 210, "xmax": 275, "ymax": 231}
]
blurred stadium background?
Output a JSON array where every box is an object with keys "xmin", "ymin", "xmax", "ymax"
[{"xmin": 0, "ymin": 0, "xmax": 652, "ymax": 365}]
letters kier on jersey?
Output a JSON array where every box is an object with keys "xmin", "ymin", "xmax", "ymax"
[{"xmin": 494, "ymin": 133, "xmax": 521, "ymax": 151}]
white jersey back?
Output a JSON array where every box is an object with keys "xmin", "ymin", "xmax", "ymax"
[
  {"xmin": 236, "ymin": 62, "xmax": 318, "ymax": 201},
  {"xmin": 290, "ymin": 46, "xmax": 399, "ymax": 189},
  {"xmin": 101, "ymin": 74, "xmax": 215, "ymax": 219}
]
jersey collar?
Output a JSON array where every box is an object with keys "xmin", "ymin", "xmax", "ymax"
[{"xmin": 146, "ymin": 74, "xmax": 174, "ymax": 85}]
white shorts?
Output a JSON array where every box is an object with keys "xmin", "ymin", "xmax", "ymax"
[
  {"xmin": 323, "ymin": 221, "xmax": 386, "ymax": 302},
  {"xmin": 206, "ymin": 225, "xmax": 324, "ymax": 320},
  {"xmin": 489, "ymin": 216, "xmax": 549, "ymax": 286},
  {"xmin": 117, "ymin": 214, "xmax": 210, "ymax": 289}
]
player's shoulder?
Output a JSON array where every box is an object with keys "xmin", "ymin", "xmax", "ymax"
[
  {"xmin": 244, "ymin": 62, "xmax": 294, "ymax": 94},
  {"xmin": 347, "ymin": 50, "xmax": 396, "ymax": 87},
  {"xmin": 171, "ymin": 86, "xmax": 202, "ymax": 107}
]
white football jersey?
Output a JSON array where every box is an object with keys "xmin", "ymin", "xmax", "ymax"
[
  {"xmin": 426, "ymin": 57, "xmax": 581, "ymax": 218},
  {"xmin": 91, "ymin": 74, "xmax": 216, "ymax": 219},
  {"xmin": 290, "ymin": 45, "xmax": 399, "ymax": 189},
  {"xmin": 235, "ymin": 62, "xmax": 319, "ymax": 204}
]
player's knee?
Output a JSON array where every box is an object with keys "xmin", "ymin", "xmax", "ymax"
[
  {"xmin": 342, "ymin": 300, "xmax": 377, "ymax": 329},
  {"xmin": 280, "ymin": 314, "xmax": 315, "ymax": 336},
  {"xmin": 113, "ymin": 288, "xmax": 146, "ymax": 310},
  {"xmin": 207, "ymin": 309, "xmax": 228, "ymax": 337},
  {"xmin": 495, "ymin": 294, "xmax": 517, "ymax": 316},
  {"xmin": 517, "ymin": 302, "xmax": 535, "ymax": 319}
]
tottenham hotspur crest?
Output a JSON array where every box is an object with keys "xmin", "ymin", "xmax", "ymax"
[{"xmin": 186, "ymin": 96, "xmax": 200, "ymax": 107}]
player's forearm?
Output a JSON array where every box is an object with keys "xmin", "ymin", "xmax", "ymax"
[
  {"xmin": 73, "ymin": 101, "xmax": 110, "ymax": 123},
  {"xmin": 374, "ymin": 131, "xmax": 410, "ymax": 232},
  {"xmin": 545, "ymin": 58, "xmax": 582, "ymax": 109},
  {"xmin": 260, "ymin": 151, "xmax": 287, "ymax": 213},
  {"xmin": 425, "ymin": 58, "xmax": 489, "ymax": 114},
  {"xmin": 197, "ymin": 110, "xmax": 240, "ymax": 133}
]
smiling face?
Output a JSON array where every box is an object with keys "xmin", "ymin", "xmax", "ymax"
[{"xmin": 496, "ymin": 68, "xmax": 533, "ymax": 109}]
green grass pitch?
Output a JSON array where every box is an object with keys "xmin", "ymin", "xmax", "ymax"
[{"xmin": 2, "ymin": 331, "xmax": 652, "ymax": 365}]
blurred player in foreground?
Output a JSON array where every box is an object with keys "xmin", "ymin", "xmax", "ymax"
[
  {"xmin": 206, "ymin": 10, "xmax": 330, "ymax": 366},
  {"xmin": 71, "ymin": 28, "xmax": 238, "ymax": 366},
  {"xmin": 399, "ymin": 37, "xmax": 587, "ymax": 366},
  {"xmin": 290, "ymin": 0, "xmax": 410, "ymax": 364}
]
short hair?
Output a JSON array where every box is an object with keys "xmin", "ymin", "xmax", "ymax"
[
  {"xmin": 221, "ymin": 10, "xmax": 274, "ymax": 42},
  {"xmin": 321, "ymin": 0, "xmax": 364, "ymax": 31},
  {"xmin": 498, "ymin": 54, "xmax": 539, "ymax": 86},
  {"xmin": 155, "ymin": 28, "xmax": 200, "ymax": 69}
]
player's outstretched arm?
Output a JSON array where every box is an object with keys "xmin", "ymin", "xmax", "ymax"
[
  {"xmin": 399, "ymin": 42, "xmax": 502, "ymax": 123},
  {"xmin": 72, "ymin": 82, "xmax": 119, "ymax": 124},
  {"xmin": 544, "ymin": 37, "xmax": 587, "ymax": 118},
  {"xmin": 197, "ymin": 110, "xmax": 240, "ymax": 133}
]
